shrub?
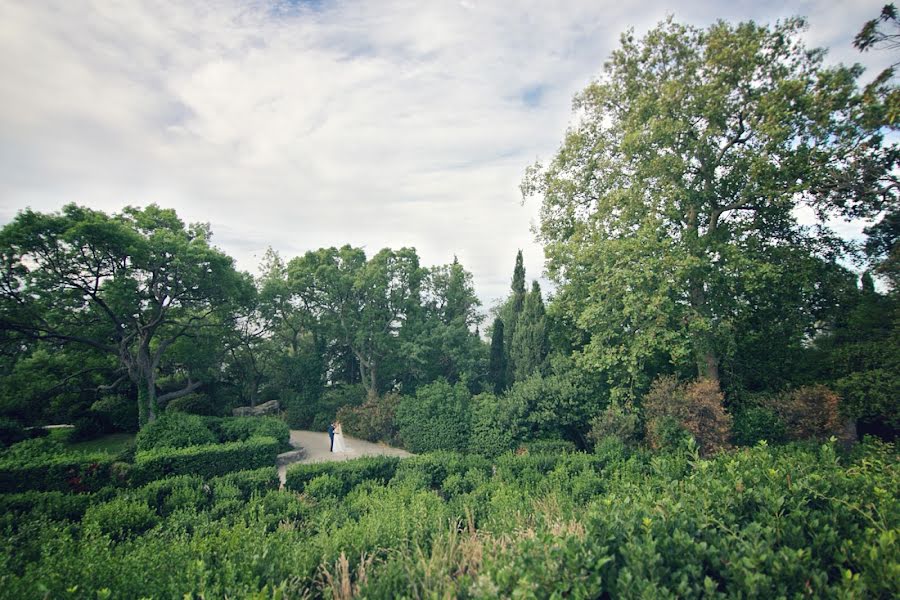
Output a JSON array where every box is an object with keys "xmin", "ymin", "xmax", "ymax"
[
  {"xmin": 83, "ymin": 496, "xmax": 158, "ymax": 541},
  {"xmin": 91, "ymin": 394, "xmax": 139, "ymax": 431},
  {"xmin": 284, "ymin": 456, "xmax": 401, "ymax": 496},
  {"xmin": 166, "ymin": 393, "xmax": 222, "ymax": 416},
  {"xmin": 766, "ymin": 385, "xmax": 848, "ymax": 442},
  {"xmin": 137, "ymin": 474, "xmax": 207, "ymax": 514},
  {"xmin": 0, "ymin": 417, "xmax": 27, "ymax": 448},
  {"xmin": 135, "ymin": 413, "xmax": 217, "ymax": 451},
  {"xmin": 213, "ymin": 416, "xmax": 291, "ymax": 450},
  {"xmin": 642, "ymin": 376, "xmax": 732, "ymax": 455},
  {"xmin": 835, "ymin": 369, "xmax": 900, "ymax": 431},
  {"xmin": 396, "ymin": 379, "xmax": 470, "ymax": 453},
  {"xmin": 338, "ymin": 392, "xmax": 401, "ymax": 445},
  {"xmin": 587, "ymin": 401, "xmax": 641, "ymax": 448},
  {"xmin": 392, "ymin": 452, "xmax": 491, "ymax": 491},
  {"xmin": 468, "ymin": 392, "xmax": 525, "ymax": 457},
  {"xmin": 69, "ymin": 413, "xmax": 111, "ymax": 443},
  {"xmin": 209, "ymin": 467, "xmax": 280, "ymax": 501},
  {"xmin": 732, "ymin": 406, "xmax": 787, "ymax": 446},
  {"xmin": 521, "ymin": 439, "xmax": 578, "ymax": 454},
  {"xmin": 0, "ymin": 442, "xmax": 120, "ymax": 493},
  {"xmin": 132, "ymin": 437, "xmax": 280, "ymax": 485},
  {"xmin": 304, "ymin": 473, "xmax": 344, "ymax": 499},
  {"xmin": 0, "ymin": 490, "xmax": 94, "ymax": 521}
]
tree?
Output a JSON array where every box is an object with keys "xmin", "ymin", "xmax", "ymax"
[
  {"xmin": 287, "ymin": 245, "xmax": 423, "ymax": 399},
  {"xmin": 510, "ymin": 281, "xmax": 548, "ymax": 380},
  {"xmin": 0, "ymin": 204, "xmax": 252, "ymax": 425},
  {"xmin": 523, "ymin": 18, "xmax": 896, "ymax": 397},
  {"xmin": 855, "ymin": 5, "xmax": 900, "ymax": 288},
  {"xmin": 488, "ymin": 317, "xmax": 506, "ymax": 393},
  {"xmin": 500, "ymin": 250, "xmax": 527, "ymax": 384}
]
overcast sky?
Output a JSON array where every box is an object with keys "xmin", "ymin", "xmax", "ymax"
[{"xmin": 0, "ymin": 0, "xmax": 893, "ymax": 309}]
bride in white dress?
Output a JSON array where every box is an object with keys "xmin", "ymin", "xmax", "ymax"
[{"xmin": 332, "ymin": 421, "xmax": 351, "ymax": 454}]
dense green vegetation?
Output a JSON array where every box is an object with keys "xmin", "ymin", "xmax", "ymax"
[
  {"xmin": 0, "ymin": 438, "xmax": 896, "ymax": 598},
  {"xmin": 1, "ymin": 9, "xmax": 898, "ymax": 598}
]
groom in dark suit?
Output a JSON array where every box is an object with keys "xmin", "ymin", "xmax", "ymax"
[{"xmin": 328, "ymin": 422, "xmax": 335, "ymax": 452}]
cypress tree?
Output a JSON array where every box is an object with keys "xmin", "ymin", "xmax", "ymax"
[
  {"xmin": 511, "ymin": 280, "xmax": 548, "ymax": 380},
  {"xmin": 489, "ymin": 317, "xmax": 506, "ymax": 393},
  {"xmin": 503, "ymin": 250, "xmax": 526, "ymax": 384}
]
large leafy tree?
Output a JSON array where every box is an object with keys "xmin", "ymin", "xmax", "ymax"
[
  {"xmin": 287, "ymin": 245, "xmax": 423, "ymax": 399},
  {"xmin": 523, "ymin": 18, "xmax": 897, "ymax": 397},
  {"xmin": 0, "ymin": 204, "xmax": 252, "ymax": 425}
]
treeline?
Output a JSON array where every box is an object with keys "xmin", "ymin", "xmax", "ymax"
[{"xmin": 1, "ymin": 13, "xmax": 899, "ymax": 451}]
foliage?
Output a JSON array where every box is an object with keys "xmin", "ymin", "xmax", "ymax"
[
  {"xmin": 0, "ymin": 440, "xmax": 897, "ymax": 598},
  {"xmin": 134, "ymin": 413, "xmax": 217, "ymax": 452},
  {"xmin": 768, "ymin": 385, "xmax": 848, "ymax": 442},
  {"xmin": 0, "ymin": 418, "xmax": 27, "ymax": 448},
  {"xmin": 468, "ymin": 392, "xmax": 525, "ymax": 457},
  {"xmin": 0, "ymin": 443, "xmax": 120, "ymax": 493},
  {"xmin": 284, "ymin": 456, "xmax": 400, "ymax": 497},
  {"xmin": 524, "ymin": 17, "xmax": 897, "ymax": 397},
  {"xmin": 131, "ymin": 436, "xmax": 279, "ymax": 485},
  {"xmin": 643, "ymin": 376, "xmax": 733, "ymax": 455},
  {"xmin": 83, "ymin": 496, "xmax": 158, "ymax": 541},
  {"xmin": 337, "ymin": 392, "xmax": 401, "ymax": 445},
  {"xmin": 165, "ymin": 393, "xmax": 222, "ymax": 417},
  {"xmin": 212, "ymin": 416, "xmax": 290, "ymax": 450},
  {"xmin": 488, "ymin": 317, "xmax": 506, "ymax": 393},
  {"xmin": 732, "ymin": 405, "xmax": 788, "ymax": 446},
  {"xmin": 510, "ymin": 280, "xmax": 549, "ymax": 380},
  {"xmin": 588, "ymin": 401, "xmax": 641, "ymax": 448},
  {"xmin": 0, "ymin": 204, "xmax": 254, "ymax": 425},
  {"xmin": 90, "ymin": 394, "xmax": 139, "ymax": 432},
  {"xmin": 396, "ymin": 379, "xmax": 471, "ymax": 453}
]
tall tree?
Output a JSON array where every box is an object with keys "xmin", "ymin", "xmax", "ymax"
[
  {"xmin": 0, "ymin": 204, "xmax": 252, "ymax": 424},
  {"xmin": 511, "ymin": 281, "xmax": 549, "ymax": 380},
  {"xmin": 488, "ymin": 317, "xmax": 506, "ymax": 393},
  {"xmin": 523, "ymin": 18, "xmax": 896, "ymax": 396},
  {"xmin": 287, "ymin": 245, "xmax": 423, "ymax": 399},
  {"xmin": 501, "ymin": 250, "xmax": 527, "ymax": 383}
]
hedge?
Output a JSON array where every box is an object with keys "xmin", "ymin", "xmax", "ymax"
[
  {"xmin": 131, "ymin": 436, "xmax": 279, "ymax": 485},
  {"xmin": 0, "ymin": 490, "xmax": 97, "ymax": 522},
  {"xmin": 0, "ymin": 452, "xmax": 122, "ymax": 493},
  {"xmin": 213, "ymin": 417, "xmax": 291, "ymax": 450},
  {"xmin": 284, "ymin": 456, "xmax": 400, "ymax": 496}
]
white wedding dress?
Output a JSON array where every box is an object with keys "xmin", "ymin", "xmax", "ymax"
[{"xmin": 332, "ymin": 425, "xmax": 350, "ymax": 453}]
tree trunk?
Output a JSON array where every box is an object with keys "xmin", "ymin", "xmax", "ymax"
[{"xmin": 137, "ymin": 378, "xmax": 157, "ymax": 426}]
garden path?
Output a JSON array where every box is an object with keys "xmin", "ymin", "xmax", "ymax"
[{"xmin": 277, "ymin": 430, "xmax": 411, "ymax": 485}]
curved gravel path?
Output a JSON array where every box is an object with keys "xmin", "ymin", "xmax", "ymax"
[{"xmin": 278, "ymin": 430, "xmax": 411, "ymax": 485}]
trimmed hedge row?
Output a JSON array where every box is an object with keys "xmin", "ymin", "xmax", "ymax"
[
  {"xmin": 0, "ymin": 453, "xmax": 122, "ymax": 493},
  {"xmin": 210, "ymin": 417, "xmax": 291, "ymax": 450},
  {"xmin": 284, "ymin": 456, "xmax": 400, "ymax": 496},
  {"xmin": 131, "ymin": 437, "xmax": 279, "ymax": 485}
]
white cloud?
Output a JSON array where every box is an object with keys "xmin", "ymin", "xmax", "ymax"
[{"xmin": 0, "ymin": 0, "xmax": 890, "ymax": 307}]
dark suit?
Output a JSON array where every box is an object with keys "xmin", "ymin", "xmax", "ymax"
[{"xmin": 328, "ymin": 424, "xmax": 335, "ymax": 451}]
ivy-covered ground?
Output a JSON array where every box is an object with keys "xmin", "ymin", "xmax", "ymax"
[{"xmin": 0, "ymin": 433, "xmax": 896, "ymax": 599}]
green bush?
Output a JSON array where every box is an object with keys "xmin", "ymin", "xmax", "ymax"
[
  {"xmin": 209, "ymin": 467, "xmax": 280, "ymax": 501},
  {"xmin": 214, "ymin": 416, "xmax": 291, "ymax": 450},
  {"xmin": 733, "ymin": 406, "xmax": 787, "ymax": 446},
  {"xmin": 522, "ymin": 439, "xmax": 577, "ymax": 454},
  {"xmin": 468, "ymin": 392, "xmax": 525, "ymax": 457},
  {"xmin": 91, "ymin": 394, "xmax": 139, "ymax": 431},
  {"xmin": 392, "ymin": 452, "xmax": 491, "ymax": 492},
  {"xmin": 83, "ymin": 496, "xmax": 158, "ymax": 541},
  {"xmin": 587, "ymin": 400, "xmax": 641, "ymax": 448},
  {"xmin": 0, "ymin": 490, "xmax": 95, "ymax": 521},
  {"xmin": 337, "ymin": 392, "xmax": 401, "ymax": 445},
  {"xmin": 135, "ymin": 413, "xmax": 216, "ymax": 451},
  {"xmin": 396, "ymin": 379, "xmax": 470, "ymax": 453},
  {"xmin": 132, "ymin": 437, "xmax": 280, "ymax": 485},
  {"xmin": 0, "ymin": 440, "xmax": 121, "ymax": 493},
  {"xmin": 166, "ymin": 393, "xmax": 222, "ymax": 416},
  {"xmin": 0, "ymin": 417, "xmax": 27, "ymax": 448},
  {"xmin": 137, "ymin": 474, "xmax": 207, "ymax": 515},
  {"xmin": 284, "ymin": 455, "xmax": 401, "ymax": 496}
]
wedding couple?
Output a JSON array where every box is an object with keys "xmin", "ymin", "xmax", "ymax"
[{"xmin": 327, "ymin": 421, "xmax": 350, "ymax": 453}]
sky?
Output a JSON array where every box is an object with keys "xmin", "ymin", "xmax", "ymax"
[{"xmin": 0, "ymin": 0, "xmax": 893, "ymax": 309}]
